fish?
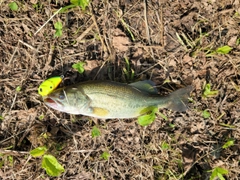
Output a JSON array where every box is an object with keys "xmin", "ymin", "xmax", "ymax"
[{"xmin": 43, "ymin": 80, "xmax": 192, "ymax": 119}]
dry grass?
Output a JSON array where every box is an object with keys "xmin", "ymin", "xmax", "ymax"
[{"xmin": 0, "ymin": 0, "xmax": 240, "ymax": 179}]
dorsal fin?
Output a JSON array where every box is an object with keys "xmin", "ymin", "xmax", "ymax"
[{"xmin": 130, "ymin": 80, "xmax": 158, "ymax": 94}]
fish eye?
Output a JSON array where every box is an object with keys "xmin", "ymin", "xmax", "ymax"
[
  {"xmin": 39, "ymin": 88, "xmax": 42, "ymax": 92},
  {"xmin": 59, "ymin": 94, "xmax": 65, "ymax": 100}
]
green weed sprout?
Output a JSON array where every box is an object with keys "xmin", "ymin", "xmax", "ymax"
[
  {"xmin": 202, "ymin": 83, "xmax": 218, "ymax": 98},
  {"xmin": 123, "ymin": 57, "xmax": 135, "ymax": 82},
  {"xmin": 30, "ymin": 146, "xmax": 65, "ymax": 177},
  {"xmin": 54, "ymin": 22, "xmax": 63, "ymax": 38},
  {"xmin": 137, "ymin": 106, "xmax": 158, "ymax": 126},
  {"xmin": 60, "ymin": 0, "xmax": 90, "ymax": 13},
  {"xmin": 16, "ymin": 86, "xmax": 21, "ymax": 92},
  {"xmin": 222, "ymin": 139, "xmax": 235, "ymax": 149},
  {"xmin": 137, "ymin": 105, "xmax": 168, "ymax": 126},
  {"xmin": 72, "ymin": 61, "xmax": 86, "ymax": 74},
  {"xmin": 100, "ymin": 151, "xmax": 110, "ymax": 160},
  {"xmin": 9, "ymin": 2, "xmax": 18, "ymax": 11},
  {"xmin": 91, "ymin": 126, "xmax": 101, "ymax": 138},
  {"xmin": 206, "ymin": 45, "xmax": 232, "ymax": 57},
  {"xmin": 202, "ymin": 109, "xmax": 210, "ymax": 119},
  {"xmin": 209, "ymin": 167, "xmax": 228, "ymax": 180}
]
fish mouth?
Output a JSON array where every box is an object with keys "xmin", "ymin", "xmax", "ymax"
[{"xmin": 44, "ymin": 97, "xmax": 63, "ymax": 109}]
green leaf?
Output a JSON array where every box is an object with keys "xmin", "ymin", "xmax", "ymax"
[
  {"xmin": 222, "ymin": 139, "xmax": 234, "ymax": 149},
  {"xmin": 54, "ymin": 29, "xmax": 62, "ymax": 37},
  {"xmin": 168, "ymin": 123, "xmax": 175, "ymax": 128},
  {"xmin": 30, "ymin": 146, "xmax": 48, "ymax": 157},
  {"xmin": 54, "ymin": 22, "xmax": 63, "ymax": 30},
  {"xmin": 0, "ymin": 116, "xmax": 3, "ymax": 121},
  {"xmin": 8, "ymin": 155, "xmax": 13, "ymax": 166},
  {"xmin": 236, "ymin": 38, "xmax": 240, "ymax": 45},
  {"xmin": 217, "ymin": 173, "xmax": 225, "ymax": 180},
  {"xmin": 54, "ymin": 22, "xmax": 63, "ymax": 38},
  {"xmin": 210, "ymin": 167, "xmax": 228, "ymax": 180},
  {"xmin": 91, "ymin": 126, "xmax": 101, "ymax": 138},
  {"xmin": 161, "ymin": 142, "xmax": 170, "ymax": 150},
  {"xmin": 72, "ymin": 62, "xmax": 85, "ymax": 74},
  {"xmin": 158, "ymin": 112, "xmax": 168, "ymax": 120},
  {"xmin": 100, "ymin": 151, "xmax": 110, "ymax": 160},
  {"xmin": 202, "ymin": 83, "xmax": 218, "ymax": 98},
  {"xmin": 216, "ymin": 45, "xmax": 232, "ymax": 54},
  {"xmin": 137, "ymin": 106, "xmax": 158, "ymax": 126},
  {"xmin": 137, "ymin": 113, "xmax": 155, "ymax": 126},
  {"xmin": 123, "ymin": 57, "xmax": 135, "ymax": 82},
  {"xmin": 117, "ymin": 13, "xmax": 135, "ymax": 41},
  {"xmin": 16, "ymin": 86, "xmax": 21, "ymax": 92},
  {"xmin": 70, "ymin": 0, "xmax": 90, "ymax": 10},
  {"xmin": 9, "ymin": 2, "xmax": 18, "ymax": 11},
  {"xmin": 39, "ymin": 114, "xmax": 44, "ymax": 120},
  {"xmin": 60, "ymin": 4, "xmax": 77, "ymax": 13},
  {"xmin": 42, "ymin": 155, "xmax": 65, "ymax": 177},
  {"xmin": 202, "ymin": 109, "xmax": 210, "ymax": 119}
]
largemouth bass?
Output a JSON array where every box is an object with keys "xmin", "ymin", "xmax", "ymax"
[{"xmin": 43, "ymin": 80, "xmax": 192, "ymax": 119}]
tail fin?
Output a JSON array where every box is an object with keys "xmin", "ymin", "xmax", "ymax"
[{"xmin": 167, "ymin": 86, "xmax": 192, "ymax": 112}]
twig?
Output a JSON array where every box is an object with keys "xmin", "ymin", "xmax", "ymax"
[
  {"xmin": 0, "ymin": 149, "xmax": 29, "ymax": 156},
  {"xmin": 156, "ymin": 4, "xmax": 164, "ymax": 46},
  {"xmin": 18, "ymin": 40, "xmax": 39, "ymax": 52},
  {"xmin": 76, "ymin": 23, "xmax": 95, "ymax": 42},
  {"xmin": 72, "ymin": 150, "xmax": 96, "ymax": 153},
  {"xmin": 128, "ymin": 44, "xmax": 164, "ymax": 49},
  {"xmin": 76, "ymin": 12, "xmax": 104, "ymax": 43},
  {"xmin": 9, "ymin": 93, "xmax": 17, "ymax": 112},
  {"xmin": 56, "ymin": 46, "xmax": 64, "ymax": 74},
  {"xmin": 143, "ymin": 0, "xmax": 155, "ymax": 61},
  {"xmin": 93, "ymin": 60, "xmax": 107, "ymax": 80},
  {"xmin": 89, "ymin": 4, "xmax": 108, "ymax": 53},
  {"xmin": 0, "ymin": 130, "xmax": 26, "ymax": 144},
  {"xmin": 143, "ymin": 0, "xmax": 151, "ymax": 45},
  {"xmin": 34, "ymin": 7, "xmax": 62, "ymax": 35},
  {"xmin": 8, "ymin": 43, "xmax": 19, "ymax": 66},
  {"xmin": 136, "ymin": 49, "xmax": 182, "ymax": 76},
  {"xmin": 43, "ymin": 43, "xmax": 54, "ymax": 71}
]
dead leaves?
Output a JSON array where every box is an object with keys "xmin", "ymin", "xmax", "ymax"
[{"xmin": 112, "ymin": 28, "xmax": 132, "ymax": 52}]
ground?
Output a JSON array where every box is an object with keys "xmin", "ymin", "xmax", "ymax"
[{"xmin": 0, "ymin": 0, "xmax": 240, "ymax": 179}]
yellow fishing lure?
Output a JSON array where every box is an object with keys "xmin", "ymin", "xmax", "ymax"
[{"xmin": 38, "ymin": 76, "xmax": 63, "ymax": 96}]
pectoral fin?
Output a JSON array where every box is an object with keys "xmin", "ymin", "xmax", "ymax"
[{"xmin": 92, "ymin": 107, "xmax": 109, "ymax": 117}]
